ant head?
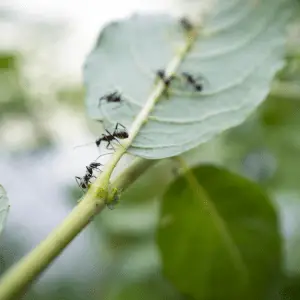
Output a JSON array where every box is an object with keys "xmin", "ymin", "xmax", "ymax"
[
  {"xmin": 180, "ymin": 17, "xmax": 193, "ymax": 31},
  {"xmin": 156, "ymin": 69, "xmax": 165, "ymax": 79},
  {"xmin": 195, "ymin": 84, "xmax": 203, "ymax": 91},
  {"xmin": 95, "ymin": 138, "xmax": 101, "ymax": 147},
  {"xmin": 124, "ymin": 132, "xmax": 129, "ymax": 138}
]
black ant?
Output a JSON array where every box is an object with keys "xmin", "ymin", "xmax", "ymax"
[
  {"xmin": 156, "ymin": 69, "xmax": 175, "ymax": 88},
  {"xmin": 95, "ymin": 123, "xmax": 128, "ymax": 150},
  {"xmin": 86, "ymin": 162, "xmax": 102, "ymax": 177},
  {"xmin": 180, "ymin": 17, "xmax": 193, "ymax": 31},
  {"xmin": 98, "ymin": 91, "xmax": 122, "ymax": 108},
  {"xmin": 74, "ymin": 125, "xmax": 128, "ymax": 151},
  {"xmin": 75, "ymin": 154, "xmax": 109, "ymax": 192},
  {"xmin": 75, "ymin": 173, "xmax": 94, "ymax": 191},
  {"xmin": 181, "ymin": 72, "xmax": 205, "ymax": 92}
]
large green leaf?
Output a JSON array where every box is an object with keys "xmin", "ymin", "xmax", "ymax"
[
  {"xmin": 156, "ymin": 165, "xmax": 281, "ymax": 300},
  {"xmin": 84, "ymin": 0, "xmax": 297, "ymax": 159},
  {"xmin": 0, "ymin": 185, "xmax": 10, "ymax": 240}
]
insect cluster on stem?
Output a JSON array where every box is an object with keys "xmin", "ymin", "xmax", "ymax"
[{"xmin": 76, "ymin": 17, "xmax": 207, "ymax": 209}]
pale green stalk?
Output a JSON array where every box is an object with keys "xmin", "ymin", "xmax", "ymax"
[{"xmin": 0, "ymin": 30, "xmax": 197, "ymax": 300}]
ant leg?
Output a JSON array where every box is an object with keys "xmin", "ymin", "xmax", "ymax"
[
  {"xmin": 111, "ymin": 103, "xmax": 122, "ymax": 110},
  {"xmin": 75, "ymin": 176, "xmax": 85, "ymax": 193},
  {"xmin": 115, "ymin": 122, "xmax": 127, "ymax": 131},
  {"xmin": 111, "ymin": 123, "xmax": 126, "ymax": 136},
  {"xmin": 94, "ymin": 166, "xmax": 102, "ymax": 172},
  {"xmin": 105, "ymin": 129, "xmax": 121, "ymax": 146},
  {"xmin": 106, "ymin": 141, "xmax": 116, "ymax": 151},
  {"xmin": 104, "ymin": 129, "xmax": 124, "ymax": 149},
  {"xmin": 114, "ymin": 123, "xmax": 128, "ymax": 138},
  {"xmin": 94, "ymin": 152, "xmax": 114, "ymax": 161},
  {"xmin": 98, "ymin": 98, "xmax": 104, "ymax": 108}
]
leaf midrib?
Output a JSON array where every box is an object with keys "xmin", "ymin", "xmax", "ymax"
[{"xmin": 183, "ymin": 167, "xmax": 250, "ymax": 285}]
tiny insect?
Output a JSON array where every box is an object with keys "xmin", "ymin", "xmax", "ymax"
[
  {"xmin": 181, "ymin": 72, "xmax": 206, "ymax": 92},
  {"xmin": 95, "ymin": 123, "xmax": 129, "ymax": 150},
  {"xmin": 98, "ymin": 91, "xmax": 122, "ymax": 108},
  {"xmin": 180, "ymin": 17, "xmax": 193, "ymax": 31},
  {"xmin": 75, "ymin": 153, "xmax": 113, "ymax": 192},
  {"xmin": 156, "ymin": 69, "xmax": 175, "ymax": 88},
  {"xmin": 75, "ymin": 173, "xmax": 94, "ymax": 191},
  {"xmin": 73, "ymin": 125, "xmax": 128, "ymax": 151},
  {"xmin": 86, "ymin": 162, "xmax": 102, "ymax": 177}
]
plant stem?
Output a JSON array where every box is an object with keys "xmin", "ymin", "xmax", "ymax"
[
  {"xmin": 0, "ymin": 158, "xmax": 156, "ymax": 300},
  {"xmin": 0, "ymin": 192, "xmax": 104, "ymax": 300},
  {"xmin": 112, "ymin": 157, "xmax": 158, "ymax": 191},
  {"xmin": 270, "ymin": 81, "xmax": 300, "ymax": 100},
  {"xmin": 0, "ymin": 22, "xmax": 198, "ymax": 300}
]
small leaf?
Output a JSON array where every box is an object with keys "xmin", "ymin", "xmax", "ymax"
[
  {"xmin": 0, "ymin": 185, "xmax": 10, "ymax": 239},
  {"xmin": 84, "ymin": 0, "xmax": 297, "ymax": 159},
  {"xmin": 156, "ymin": 165, "xmax": 281, "ymax": 300}
]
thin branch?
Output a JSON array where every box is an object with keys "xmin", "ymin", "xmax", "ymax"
[
  {"xmin": 0, "ymin": 24, "xmax": 199, "ymax": 300},
  {"xmin": 270, "ymin": 81, "xmax": 300, "ymax": 100},
  {"xmin": 0, "ymin": 158, "xmax": 156, "ymax": 300}
]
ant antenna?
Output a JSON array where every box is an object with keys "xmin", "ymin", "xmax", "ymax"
[
  {"xmin": 94, "ymin": 152, "xmax": 114, "ymax": 161},
  {"xmin": 73, "ymin": 142, "xmax": 95, "ymax": 150}
]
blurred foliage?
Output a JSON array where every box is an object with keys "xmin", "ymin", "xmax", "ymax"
[
  {"xmin": 0, "ymin": 53, "xmax": 29, "ymax": 116},
  {"xmin": 0, "ymin": 52, "xmax": 53, "ymax": 151},
  {"xmin": 157, "ymin": 165, "xmax": 281, "ymax": 300},
  {"xmin": 57, "ymin": 86, "xmax": 85, "ymax": 108},
  {"xmin": 1, "ymin": 7, "xmax": 300, "ymax": 300}
]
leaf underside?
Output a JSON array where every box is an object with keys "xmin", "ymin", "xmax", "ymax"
[
  {"xmin": 0, "ymin": 185, "xmax": 10, "ymax": 240},
  {"xmin": 84, "ymin": 0, "xmax": 297, "ymax": 159},
  {"xmin": 157, "ymin": 165, "xmax": 281, "ymax": 300}
]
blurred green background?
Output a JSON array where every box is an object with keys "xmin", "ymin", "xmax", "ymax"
[{"xmin": 1, "ymin": 1, "xmax": 300, "ymax": 300}]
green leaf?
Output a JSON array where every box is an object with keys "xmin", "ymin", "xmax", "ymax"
[
  {"xmin": 84, "ymin": 0, "xmax": 297, "ymax": 159},
  {"xmin": 157, "ymin": 165, "xmax": 281, "ymax": 300},
  {"xmin": 280, "ymin": 274, "xmax": 300, "ymax": 300},
  {"xmin": 0, "ymin": 185, "xmax": 10, "ymax": 239}
]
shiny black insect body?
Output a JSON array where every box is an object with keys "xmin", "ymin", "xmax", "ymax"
[
  {"xmin": 180, "ymin": 17, "xmax": 193, "ymax": 31},
  {"xmin": 75, "ymin": 173, "xmax": 94, "ymax": 191},
  {"xmin": 95, "ymin": 123, "xmax": 128, "ymax": 150},
  {"xmin": 75, "ymin": 154, "xmax": 111, "ymax": 192},
  {"xmin": 156, "ymin": 69, "xmax": 175, "ymax": 88},
  {"xmin": 86, "ymin": 162, "xmax": 102, "ymax": 176},
  {"xmin": 98, "ymin": 91, "xmax": 122, "ymax": 108},
  {"xmin": 181, "ymin": 72, "xmax": 205, "ymax": 92}
]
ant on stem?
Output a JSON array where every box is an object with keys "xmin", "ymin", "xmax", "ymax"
[
  {"xmin": 86, "ymin": 162, "xmax": 102, "ymax": 177},
  {"xmin": 180, "ymin": 17, "xmax": 194, "ymax": 31},
  {"xmin": 156, "ymin": 69, "xmax": 176, "ymax": 98},
  {"xmin": 75, "ymin": 154, "xmax": 111, "ymax": 192},
  {"xmin": 95, "ymin": 123, "xmax": 129, "ymax": 150},
  {"xmin": 74, "ymin": 123, "xmax": 129, "ymax": 150},
  {"xmin": 75, "ymin": 172, "xmax": 94, "ymax": 191},
  {"xmin": 156, "ymin": 69, "xmax": 175, "ymax": 88}
]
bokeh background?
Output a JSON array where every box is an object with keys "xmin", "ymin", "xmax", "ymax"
[{"xmin": 1, "ymin": 0, "xmax": 300, "ymax": 299}]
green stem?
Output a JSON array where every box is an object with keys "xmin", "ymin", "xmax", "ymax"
[
  {"xmin": 0, "ymin": 158, "xmax": 156, "ymax": 300},
  {"xmin": 112, "ymin": 158, "xmax": 158, "ymax": 191},
  {"xmin": 0, "ymin": 191, "xmax": 105, "ymax": 300},
  {"xmin": 0, "ymin": 23, "xmax": 198, "ymax": 300},
  {"xmin": 270, "ymin": 81, "xmax": 300, "ymax": 100}
]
